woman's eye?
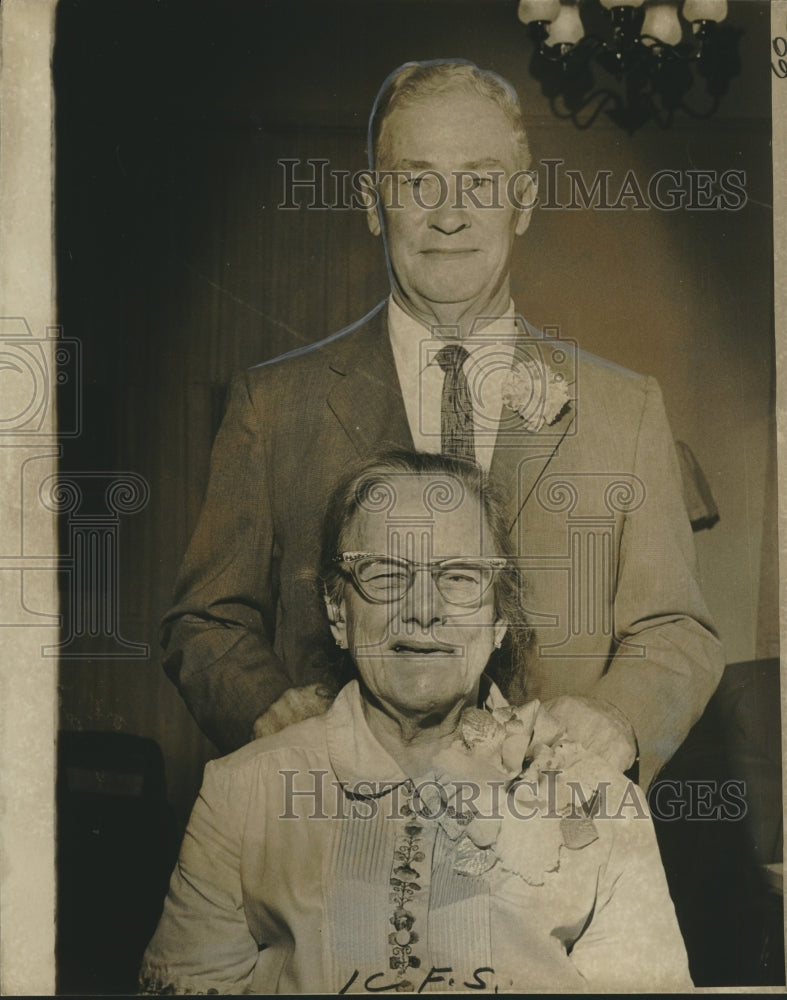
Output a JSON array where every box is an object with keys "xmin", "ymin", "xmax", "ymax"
[
  {"xmin": 442, "ymin": 571, "xmax": 480, "ymax": 585},
  {"xmin": 364, "ymin": 565, "xmax": 407, "ymax": 584}
]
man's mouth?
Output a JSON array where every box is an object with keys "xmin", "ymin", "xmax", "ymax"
[{"xmin": 420, "ymin": 248, "xmax": 478, "ymax": 255}]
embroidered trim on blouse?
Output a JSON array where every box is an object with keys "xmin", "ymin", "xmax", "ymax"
[{"xmin": 387, "ymin": 782, "xmax": 424, "ymax": 990}]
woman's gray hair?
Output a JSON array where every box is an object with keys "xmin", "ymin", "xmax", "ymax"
[
  {"xmin": 317, "ymin": 447, "xmax": 531, "ymax": 698},
  {"xmin": 368, "ymin": 59, "xmax": 531, "ymax": 172}
]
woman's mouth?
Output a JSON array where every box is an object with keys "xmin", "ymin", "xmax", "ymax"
[{"xmin": 390, "ymin": 640, "xmax": 455, "ymax": 654}]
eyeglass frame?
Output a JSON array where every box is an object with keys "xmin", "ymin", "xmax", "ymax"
[{"xmin": 332, "ymin": 551, "xmax": 509, "ymax": 608}]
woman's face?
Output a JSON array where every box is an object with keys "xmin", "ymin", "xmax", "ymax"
[{"xmin": 331, "ymin": 474, "xmax": 507, "ymax": 723}]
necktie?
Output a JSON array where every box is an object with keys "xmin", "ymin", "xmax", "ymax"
[{"xmin": 435, "ymin": 343, "xmax": 475, "ymax": 461}]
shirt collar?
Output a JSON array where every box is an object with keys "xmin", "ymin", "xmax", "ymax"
[
  {"xmin": 325, "ymin": 677, "xmax": 517, "ymax": 797},
  {"xmin": 387, "ymin": 295, "xmax": 518, "ymax": 354}
]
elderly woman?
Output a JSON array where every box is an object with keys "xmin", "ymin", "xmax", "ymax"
[{"xmin": 140, "ymin": 449, "xmax": 691, "ymax": 994}]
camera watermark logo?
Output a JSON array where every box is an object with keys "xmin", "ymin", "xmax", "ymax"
[
  {"xmin": 416, "ymin": 320, "xmax": 577, "ymax": 447},
  {"xmin": 0, "ymin": 318, "xmax": 81, "ymax": 436},
  {"xmin": 0, "ymin": 317, "xmax": 149, "ymax": 659}
]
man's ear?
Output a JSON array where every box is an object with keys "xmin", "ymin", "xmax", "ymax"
[
  {"xmin": 513, "ymin": 169, "xmax": 538, "ymax": 237},
  {"xmin": 358, "ymin": 170, "xmax": 382, "ymax": 237},
  {"xmin": 323, "ymin": 589, "xmax": 348, "ymax": 649}
]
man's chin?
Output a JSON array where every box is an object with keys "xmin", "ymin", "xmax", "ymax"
[{"xmin": 409, "ymin": 282, "xmax": 492, "ymax": 312}]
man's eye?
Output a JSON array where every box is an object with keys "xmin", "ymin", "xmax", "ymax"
[{"xmin": 471, "ymin": 176, "xmax": 492, "ymax": 189}]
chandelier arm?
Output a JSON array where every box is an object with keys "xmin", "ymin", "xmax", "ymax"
[
  {"xmin": 677, "ymin": 94, "xmax": 721, "ymax": 120},
  {"xmin": 634, "ymin": 37, "xmax": 701, "ymax": 63},
  {"xmin": 551, "ymin": 88, "xmax": 621, "ymax": 130}
]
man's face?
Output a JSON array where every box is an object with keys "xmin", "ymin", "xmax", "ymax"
[{"xmin": 368, "ymin": 88, "xmax": 534, "ymax": 320}]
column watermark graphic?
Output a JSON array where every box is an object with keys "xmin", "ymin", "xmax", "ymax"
[
  {"xmin": 521, "ymin": 471, "xmax": 647, "ymax": 658},
  {"xmin": 39, "ymin": 473, "xmax": 150, "ymax": 658}
]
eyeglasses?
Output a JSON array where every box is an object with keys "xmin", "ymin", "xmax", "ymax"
[{"xmin": 333, "ymin": 552, "xmax": 508, "ymax": 608}]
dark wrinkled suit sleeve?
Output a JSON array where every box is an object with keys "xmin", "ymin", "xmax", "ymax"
[
  {"xmin": 161, "ymin": 370, "xmax": 290, "ymax": 752},
  {"xmin": 591, "ymin": 377, "xmax": 725, "ymax": 786}
]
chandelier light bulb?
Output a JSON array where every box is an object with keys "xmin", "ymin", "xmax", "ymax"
[
  {"xmin": 640, "ymin": 2, "xmax": 684, "ymax": 46},
  {"xmin": 682, "ymin": 0, "xmax": 728, "ymax": 23},
  {"xmin": 518, "ymin": 0, "xmax": 562, "ymax": 23},
  {"xmin": 517, "ymin": 0, "xmax": 737, "ymax": 129},
  {"xmin": 545, "ymin": 2, "xmax": 585, "ymax": 47}
]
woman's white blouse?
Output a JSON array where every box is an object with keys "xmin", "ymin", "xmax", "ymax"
[{"xmin": 140, "ymin": 681, "xmax": 692, "ymax": 994}]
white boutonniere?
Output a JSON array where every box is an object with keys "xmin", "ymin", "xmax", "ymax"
[{"xmin": 501, "ymin": 355, "xmax": 572, "ymax": 432}]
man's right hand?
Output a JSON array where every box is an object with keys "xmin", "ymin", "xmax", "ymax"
[{"xmin": 250, "ymin": 684, "xmax": 335, "ymax": 741}]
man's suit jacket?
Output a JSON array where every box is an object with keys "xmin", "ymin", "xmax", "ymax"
[{"xmin": 162, "ymin": 303, "xmax": 724, "ymax": 787}]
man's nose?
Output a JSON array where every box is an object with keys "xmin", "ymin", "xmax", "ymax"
[
  {"xmin": 427, "ymin": 176, "xmax": 470, "ymax": 235},
  {"xmin": 402, "ymin": 568, "xmax": 444, "ymax": 628}
]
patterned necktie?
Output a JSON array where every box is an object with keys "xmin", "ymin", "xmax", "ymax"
[{"xmin": 435, "ymin": 343, "xmax": 475, "ymax": 461}]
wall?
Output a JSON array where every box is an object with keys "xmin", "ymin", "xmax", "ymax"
[
  {"xmin": 0, "ymin": 1, "xmax": 59, "ymax": 992},
  {"xmin": 53, "ymin": 0, "xmax": 775, "ymax": 824}
]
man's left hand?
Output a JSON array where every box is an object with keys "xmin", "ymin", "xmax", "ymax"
[{"xmin": 540, "ymin": 695, "xmax": 638, "ymax": 774}]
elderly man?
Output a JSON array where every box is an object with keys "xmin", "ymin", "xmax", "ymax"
[{"xmin": 162, "ymin": 59, "xmax": 723, "ymax": 788}]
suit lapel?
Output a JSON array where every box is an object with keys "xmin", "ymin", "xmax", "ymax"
[
  {"xmin": 491, "ymin": 407, "xmax": 574, "ymax": 531},
  {"xmin": 325, "ymin": 308, "xmax": 576, "ymax": 523},
  {"xmin": 490, "ymin": 323, "xmax": 577, "ymax": 531},
  {"xmin": 326, "ymin": 310, "xmax": 413, "ymax": 455}
]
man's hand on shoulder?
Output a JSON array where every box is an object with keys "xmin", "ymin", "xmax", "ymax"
[
  {"xmin": 541, "ymin": 695, "xmax": 638, "ymax": 774},
  {"xmin": 251, "ymin": 684, "xmax": 335, "ymax": 740}
]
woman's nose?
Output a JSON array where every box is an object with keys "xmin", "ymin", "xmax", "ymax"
[{"xmin": 402, "ymin": 568, "xmax": 444, "ymax": 628}]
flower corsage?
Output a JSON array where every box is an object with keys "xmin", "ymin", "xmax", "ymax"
[
  {"xmin": 428, "ymin": 702, "xmax": 602, "ymax": 886},
  {"xmin": 501, "ymin": 355, "xmax": 572, "ymax": 432}
]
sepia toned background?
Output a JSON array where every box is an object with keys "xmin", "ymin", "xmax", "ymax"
[{"xmin": 51, "ymin": 0, "xmax": 778, "ymax": 991}]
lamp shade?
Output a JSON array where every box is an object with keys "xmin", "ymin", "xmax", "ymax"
[
  {"xmin": 517, "ymin": 0, "xmax": 561, "ymax": 23},
  {"xmin": 641, "ymin": 2, "xmax": 683, "ymax": 45},
  {"xmin": 599, "ymin": 0, "xmax": 645, "ymax": 8},
  {"xmin": 682, "ymin": 0, "xmax": 728, "ymax": 22},
  {"xmin": 545, "ymin": 2, "xmax": 585, "ymax": 46}
]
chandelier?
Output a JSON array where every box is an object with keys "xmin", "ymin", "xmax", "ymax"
[{"xmin": 517, "ymin": 0, "xmax": 741, "ymax": 131}]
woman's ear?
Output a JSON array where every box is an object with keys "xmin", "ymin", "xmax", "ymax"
[
  {"xmin": 323, "ymin": 588, "xmax": 348, "ymax": 649},
  {"xmin": 493, "ymin": 620, "xmax": 508, "ymax": 650}
]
